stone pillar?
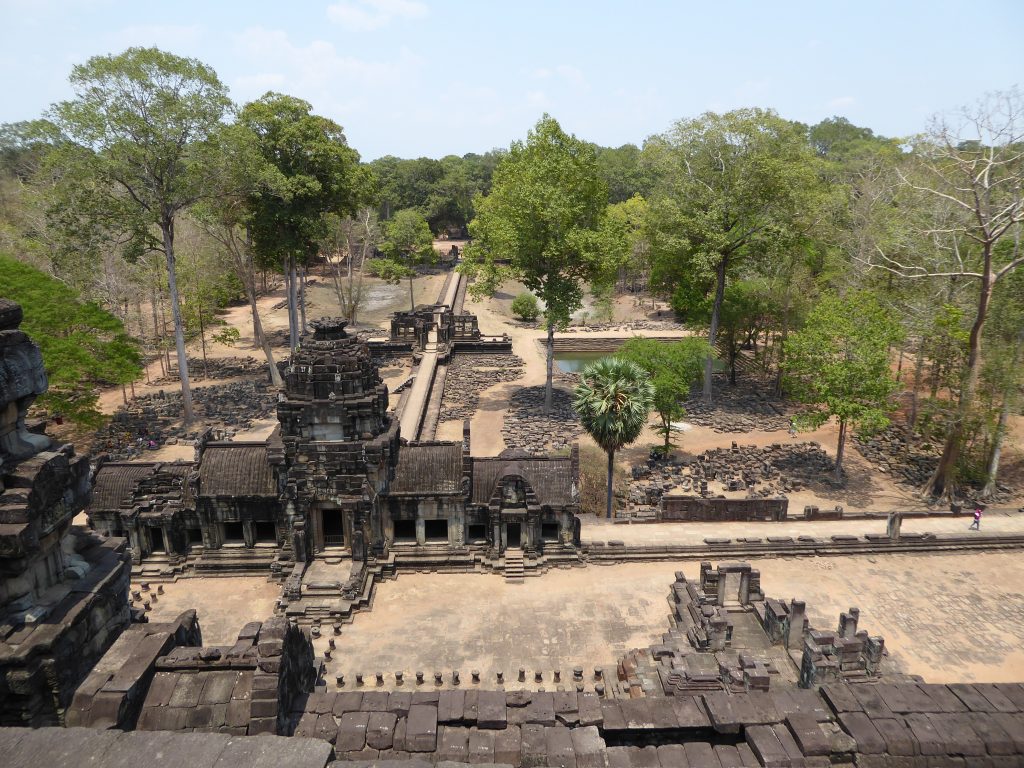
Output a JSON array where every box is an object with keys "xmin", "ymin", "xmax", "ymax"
[
  {"xmin": 839, "ymin": 607, "xmax": 859, "ymax": 639},
  {"xmin": 292, "ymin": 517, "xmax": 307, "ymax": 563},
  {"xmin": 128, "ymin": 525, "xmax": 142, "ymax": 564},
  {"xmin": 243, "ymin": 520, "xmax": 255, "ymax": 548},
  {"xmin": 738, "ymin": 569, "xmax": 751, "ymax": 606},
  {"xmin": 415, "ymin": 517, "xmax": 426, "ymax": 545},
  {"xmin": 786, "ymin": 599, "xmax": 806, "ymax": 650},
  {"xmin": 493, "ymin": 520, "xmax": 502, "ymax": 554},
  {"xmin": 887, "ymin": 511, "xmax": 902, "ymax": 540}
]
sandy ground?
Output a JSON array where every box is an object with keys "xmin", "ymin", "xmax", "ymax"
[
  {"xmin": 135, "ymin": 576, "xmax": 281, "ymax": 645},
  {"xmin": 319, "ymin": 552, "xmax": 1024, "ymax": 687}
]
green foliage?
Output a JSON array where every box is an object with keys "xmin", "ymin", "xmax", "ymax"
[
  {"xmin": 617, "ymin": 337, "xmax": 708, "ymax": 453},
  {"xmin": 784, "ymin": 292, "xmax": 904, "ymax": 475},
  {"xmin": 240, "ymin": 93, "xmax": 368, "ymax": 271},
  {"xmin": 211, "ymin": 326, "xmax": 240, "ymax": 346},
  {"xmin": 574, "ymin": 357, "xmax": 655, "ymax": 518},
  {"xmin": 463, "ymin": 115, "xmax": 611, "ymax": 327},
  {"xmin": 575, "ymin": 357, "xmax": 655, "ymax": 454},
  {"xmin": 1, "ymin": 254, "xmax": 141, "ymax": 425},
  {"xmin": 380, "ymin": 208, "xmax": 435, "ymax": 264},
  {"xmin": 366, "ymin": 257, "xmax": 415, "ymax": 283},
  {"xmin": 46, "ymin": 47, "xmax": 232, "ymax": 254},
  {"xmin": 511, "ymin": 291, "xmax": 540, "ymax": 321},
  {"xmin": 594, "ymin": 143, "xmax": 653, "ymax": 203}
]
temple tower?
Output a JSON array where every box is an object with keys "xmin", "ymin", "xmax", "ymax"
[{"xmin": 277, "ymin": 319, "xmax": 398, "ymax": 562}]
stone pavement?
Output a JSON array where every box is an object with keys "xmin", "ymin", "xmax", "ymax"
[
  {"xmin": 580, "ymin": 509, "xmax": 1024, "ymax": 546},
  {"xmin": 321, "ymin": 552, "xmax": 1024, "ymax": 688}
]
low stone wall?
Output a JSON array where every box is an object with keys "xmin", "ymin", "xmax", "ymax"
[{"xmin": 660, "ymin": 495, "xmax": 789, "ymax": 522}]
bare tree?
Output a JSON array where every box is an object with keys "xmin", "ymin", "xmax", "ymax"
[{"xmin": 855, "ymin": 88, "xmax": 1024, "ymax": 498}]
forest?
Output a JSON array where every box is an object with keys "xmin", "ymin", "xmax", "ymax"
[{"xmin": 0, "ymin": 46, "xmax": 1021, "ymax": 502}]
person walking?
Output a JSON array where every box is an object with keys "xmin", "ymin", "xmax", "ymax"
[{"xmin": 969, "ymin": 505, "xmax": 983, "ymax": 531}]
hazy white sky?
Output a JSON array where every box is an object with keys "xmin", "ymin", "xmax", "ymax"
[{"xmin": 1, "ymin": 0, "xmax": 1020, "ymax": 160}]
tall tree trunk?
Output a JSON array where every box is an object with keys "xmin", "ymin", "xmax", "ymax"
[
  {"xmin": 908, "ymin": 341, "xmax": 925, "ymax": 431},
  {"xmin": 704, "ymin": 254, "xmax": 728, "ymax": 403},
  {"xmin": 982, "ymin": 328, "xmax": 1024, "ymax": 499},
  {"xmin": 244, "ymin": 275, "xmax": 283, "ymax": 387},
  {"xmin": 408, "ymin": 274, "xmax": 415, "ymax": 312},
  {"xmin": 774, "ymin": 298, "xmax": 791, "ymax": 397},
  {"xmin": 150, "ymin": 288, "xmax": 165, "ymax": 378},
  {"xmin": 299, "ymin": 266, "xmax": 308, "ymax": 334},
  {"xmin": 161, "ymin": 218, "xmax": 194, "ymax": 423},
  {"xmin": 544, "ymin": 323, "xmax": 555, "ymax": 414},
  {"xmin": 287, "ymin": 258, "xmax": 299, "ymax": 352},
  {"xmin": 606, "ymin": 449, "xmax": 615, "ymax": 520},
  {"xmin": 834, "ymin": 418, "xmax": 847, "ymax": 484},
  {"xmin": 198, "ymin": 304, "xmax": 208, "ymax": 379},
  {"xmin": 925, "ymin": 253, "xmax": 994, "ymax": 499}
]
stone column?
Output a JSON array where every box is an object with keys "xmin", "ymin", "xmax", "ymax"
[
  {"xmin": 786, "ymin": 599, "xmax": 806, "ymax": 650},
  {"xmin": 738, "ymin": 568, "xmax": 751, "ymax": 606},
  {"xmin": 128, "ymin": 525, "xmax": 142, "ymax": 564},
  {"xmin": 886, "ymin": 511, "xmax": 902, "ymax": 540},
  {"xmin": 415, "ymin": 517, "xmax": 426, "ymax": 545},
  {"xmin": 243, "ymin": 520, "xmax": 255, "ymax": 548}
]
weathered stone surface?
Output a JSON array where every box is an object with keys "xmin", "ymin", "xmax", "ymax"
[
  {"xmin": 478, "ymin": 690, "xmax": 508, "ymax": 729},
  {"xmin": 405, "ymin": 704, "xmax": 438, "ymax": 752}
]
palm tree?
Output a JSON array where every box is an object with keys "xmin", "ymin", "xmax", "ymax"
[{"xmin": 574, "ymin": 357, "xmax": 655, "ymax": 519}]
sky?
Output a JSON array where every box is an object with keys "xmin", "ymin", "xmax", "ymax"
[{"xmin": 1, "ymin": 0, "xmax": 1021, "ymax": 160}]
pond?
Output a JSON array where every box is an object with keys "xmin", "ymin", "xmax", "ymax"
[{"xmin": 553, "ymin": 351, "xmax": 610, "ymax": 373}]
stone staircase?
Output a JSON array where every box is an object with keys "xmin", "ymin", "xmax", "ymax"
[{"xmin": 504, "ymin": 548, "xmax": 525, "ymax": 583}]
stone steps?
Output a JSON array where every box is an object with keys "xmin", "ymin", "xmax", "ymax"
[{"xmin": 504, "ymin": 548, "xmax": 525, "ymax": 583}]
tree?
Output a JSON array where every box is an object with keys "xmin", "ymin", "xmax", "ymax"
[
  {"xmin": 240, "ymin": 93, "xmax": 367, "ymax": 352},
  {"xmin": 855, "ymin": 88, "xmax": 1024, "ymax": 498},
  {"xmin": 645, "ymin": 109, "xmax": 824, "ymax": 403},
  {"xmin": 192, "ymin": 122, "xmax": 286, "ymax": 386},
  {"xmin": 617, "ymin": 337, "xmax": 707, "ymax": 454},
  {"xmin": 46, "ymin": 47, "xmax": 231, "ymax": 422},
  {"xmin": 1, "ymin": 254, "xmax": 141, "ymax": 425},
  {"xmin": 463, "ymin": 114, "xmax": 612, "ymax": 412},
  {"xmin": 511, "ymin": 292, "xmax": 540, "ymax": 321},
  {"xmin": 320, "ymin": 207, "xmax": 380, "ymax": 324},
  {"xmin": 379, "ymin": 208, "xmax": 435, "ymax": 310},
  {"xmin": 574, "ymin": 357, "xmax": 654, "ymax": 518},
  {"xmin": 979, "ymin": 264, "xmax": 1024, "ymax": 498},
  {"xmin": 783, "ymin": 292, "xmax": 904, "ymax": 483}
]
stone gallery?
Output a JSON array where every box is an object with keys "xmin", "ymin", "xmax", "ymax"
[{"xmin": 88, "ymin": 317, "xmax": 581, "ymax": 578}]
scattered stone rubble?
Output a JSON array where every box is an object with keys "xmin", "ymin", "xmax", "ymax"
[
  {"xmin": 152, "ymin": 355, "xmax": 275, "ymax": 385},
  {"xmin": 854, "ymin": 426, "xmax": 940, "ymax": 488},
  {"xmin": 91, "ymin": 381, "xmax": 277, "ymax": 460},
  {"xmin": 628, "ymin": 442, "xmax": 834, "ymax": 514},
  {"xmin": 501, "ymin": 386, "xmax": 581, "ymax": 453},
  {"xmin": 683, "ymin": 376, "xmax": 793, "ymax": 433},
  {"xmin": 440, "ymin": 353, "xmax": 523, "ymax": 422}
]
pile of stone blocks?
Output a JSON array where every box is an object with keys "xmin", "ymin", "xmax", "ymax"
[{"xmin": 799, "ymin": 607, "xmax": 886, "ymax": 688}]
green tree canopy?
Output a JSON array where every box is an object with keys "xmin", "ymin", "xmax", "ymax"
[
  {"xmin": 617, "ymin": 337, "xmax": 707, "ymax": 454},
  {"xmin": 783, "ymin": 291, "xmax": 904, "ymax": 482},
  {"xmin": 2, "ymin": 254, "xmax": 142, "ymax": 425},
  {"xmin": 644, "ymin": 108, "xmax": 824, "ymax": 402},
  {"xmin": 462, "ymin": 114, "xmax": 614, "ymax": 412},
  {"xmin": 45, "ymin": 46, "xmax": 231, "ymax": 422},
  {"xmin": 370, "ymin": 207, "xmax": 435, "ymax": 310},
  {"xmin": 239, "ymin": 92, "xmax": 368, "ymax": 349},
  {"xmin": 574, "ymin": 357, "xmax": 654, "ymax": 518}
]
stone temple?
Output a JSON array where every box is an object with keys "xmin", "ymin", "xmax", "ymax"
[
  {"xmin": 0, "ymin": 299, "xmax": 130, "ymax": 726},
  {"xmin": 5, "ymin": 294, "xmax": 1024, "ymax": 767},
  {"xmin": 88, "ymin": 318, "xmax": 581, "ymax": 586}
]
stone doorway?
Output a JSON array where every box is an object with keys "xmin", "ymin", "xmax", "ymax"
[
  {"xmin": 321, "ymin": 509, "xmax": 346, "ymax": 549},
  {"xmin": 149, "ymin": 527, "xmax": 165, "ymax": 554},
  {"xmin": 507, "ymin": 523, "xmax": 521, "ymax": 548}
]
